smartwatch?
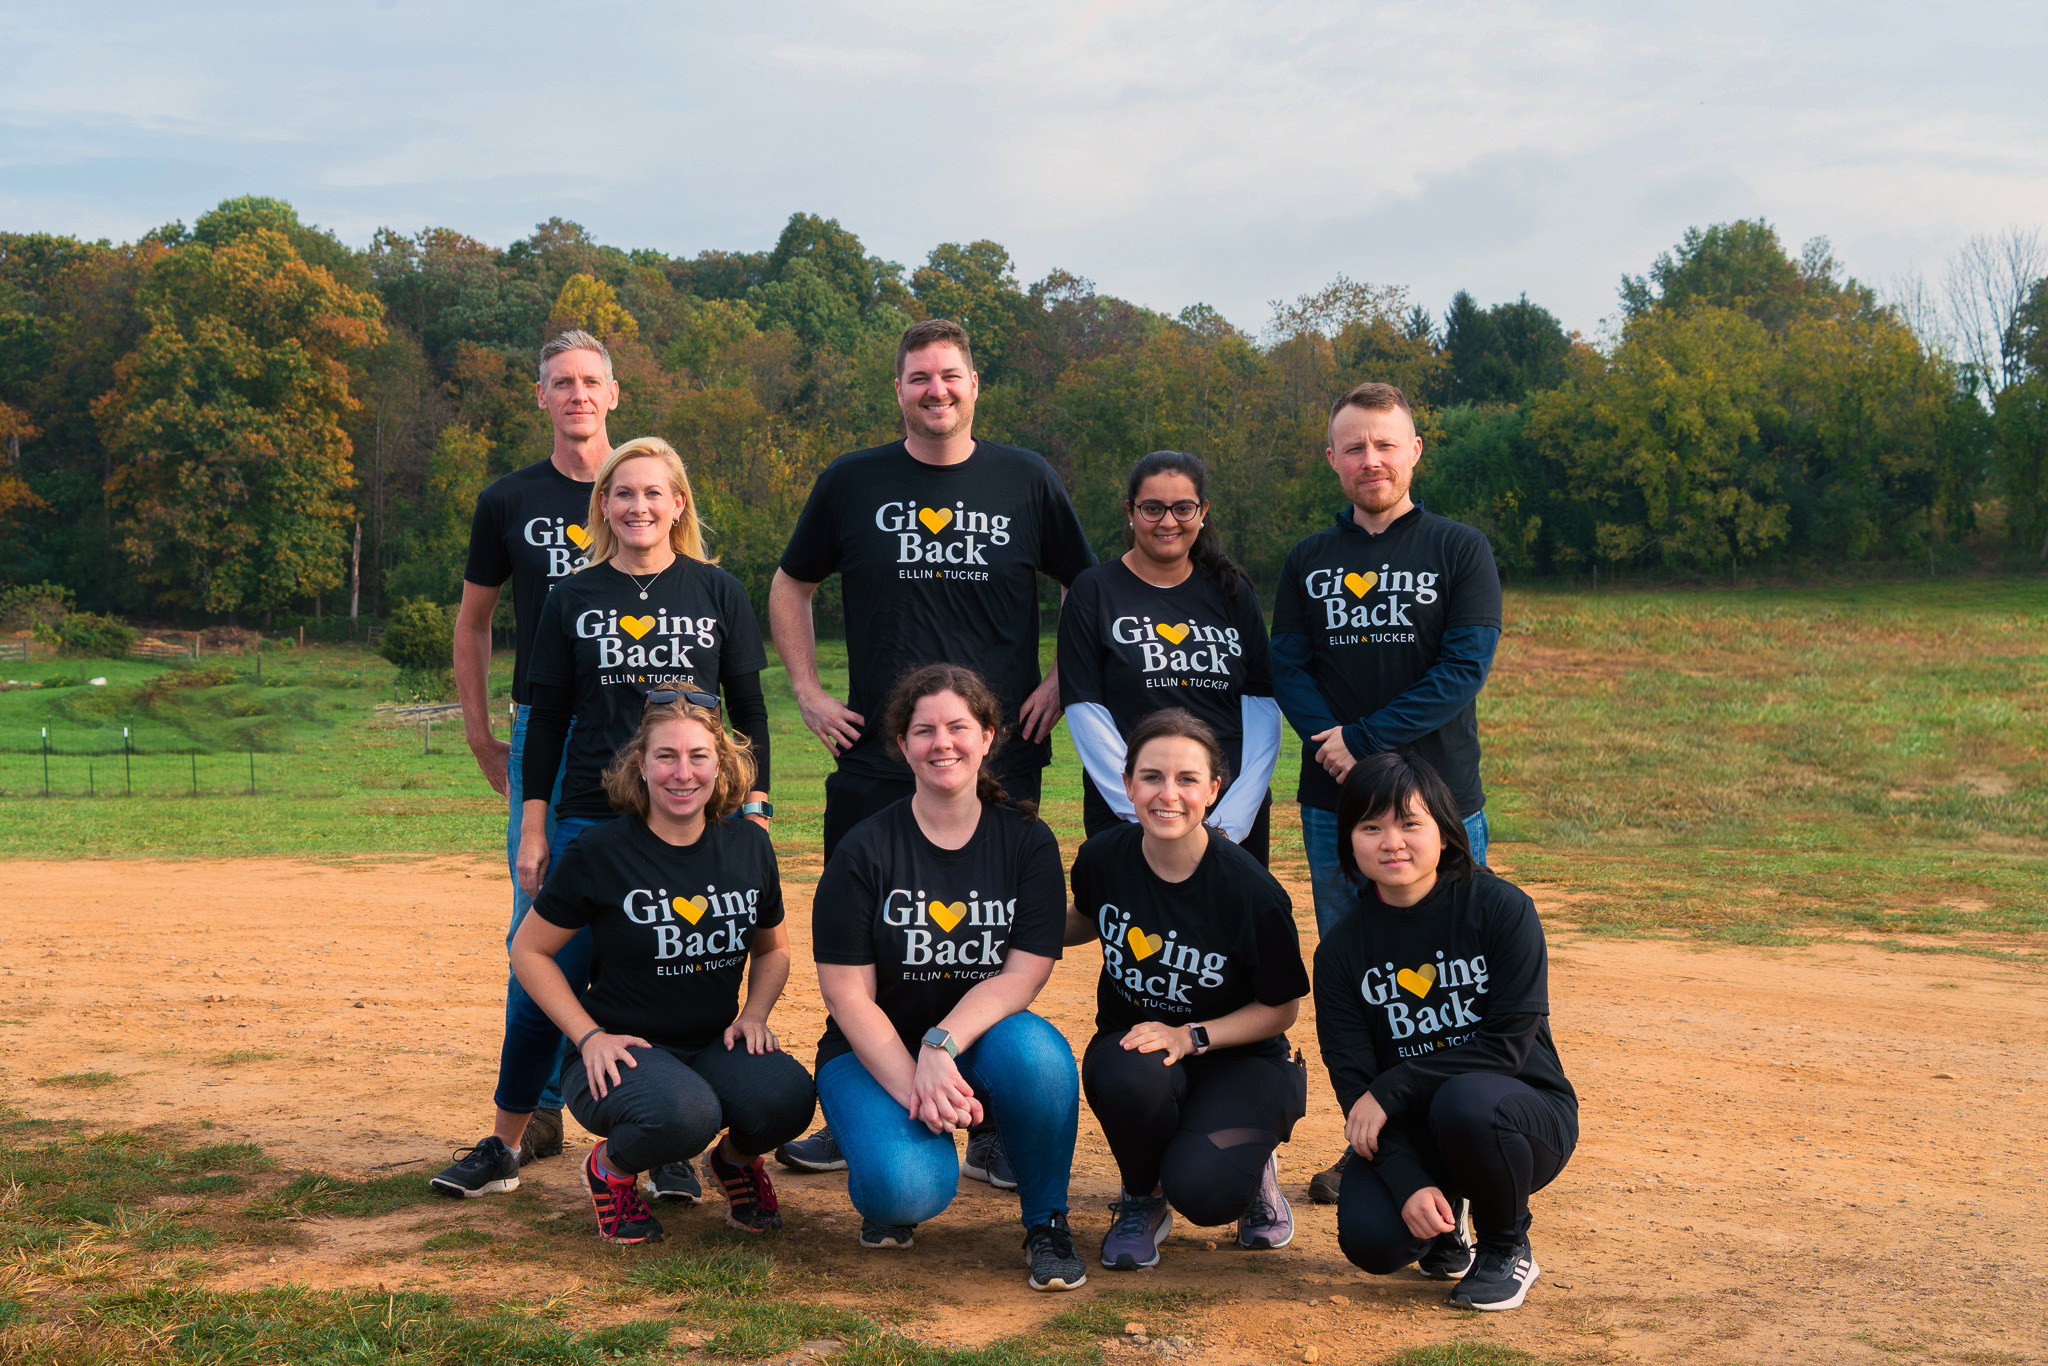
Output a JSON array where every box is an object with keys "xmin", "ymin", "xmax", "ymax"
[
  {"xmin": 921, "ymin": 1026, "xmax": 959, "ymax": 1059},
  {"xmin": 738, "ymin": 801, "xmax": 774, "ymax": 819},
  {"xmin": 1187, "ymin": 1023, "xmax": 1212, "ymax": 1056}
]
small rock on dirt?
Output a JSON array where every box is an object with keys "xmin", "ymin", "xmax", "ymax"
[
  {"xmin": 1125, "ymin": 1322, "xmax": 1147, "ymax": 1336},
  {"xmin": 1203, "ymin": 1240, "xmax": 1217, "ymax": 1250},
  {"xmin": 1328, "ymin": 1294, "xmax": 1349, "ymax": 1306},
  {"xmin": 1302, "ymin": 1348, "xmax": 1321, "ymax": 1363}
]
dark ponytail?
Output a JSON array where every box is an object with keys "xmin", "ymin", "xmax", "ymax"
[{"xmin": 1125, "ymin": 450, "xmax": 1248, "ymax": 603}]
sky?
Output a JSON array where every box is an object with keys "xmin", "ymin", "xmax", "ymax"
[{"xmin": 4, "ymin": 0, "xmax": 2045, "ymax": 339}]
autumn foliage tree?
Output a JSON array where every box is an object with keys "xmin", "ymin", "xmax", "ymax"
[{"xmin": 96, "ymin": 207, "xmax": 384, "ymax": 617}]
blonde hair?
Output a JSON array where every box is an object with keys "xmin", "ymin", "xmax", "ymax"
[
  {"xmin": 581, "ymin": 437, "xmax": 717, "ymax": 567},
  {"xmin": 602, "ymin": 702, "xmax": 756, "ymax": 821}
]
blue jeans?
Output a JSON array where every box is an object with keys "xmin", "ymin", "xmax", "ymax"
[
  {"xmin": 1301, "ymin": 804, "xmax": 1489, "ymax": 937},
  {"xmin": 503, "ymin": 703, "xmax": 566, "ymax": 1110},
  {"xmin": 815, "ymin": 1011, "xmax": 1078, "ymax": 1230},
  {"xmin": 494, "ymin": 808, "xmax": 600, "ymax": 1115}
]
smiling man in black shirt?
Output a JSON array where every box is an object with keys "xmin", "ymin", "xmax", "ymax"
[{"xmin": 769, "ymin": 319, "xmax": 1095, "ymax": 859}]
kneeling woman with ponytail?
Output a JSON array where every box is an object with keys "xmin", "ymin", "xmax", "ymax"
[
  {"xmin": 510, "ymin": 702, "xmax": 815, "ymax": 1244},
  {"xmin": 1316, "ymin": 752, "xmax": 1577, "ymax": 1312},
  {"xmin": 810, "ymin": 664, "xmax": 1085, "ymax": 1292},
  {"xmin": 1067, "ymin": 709, "xmax": 1309, "ymax": 1270}
]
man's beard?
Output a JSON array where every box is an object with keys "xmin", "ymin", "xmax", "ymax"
[
  {"xmin": 1355, "ymin": 472, "xmax": 1410, "ymax": 513},
  {"xmin": 906, "ymin": 399, "xmax": 970, "ymax": 441}
]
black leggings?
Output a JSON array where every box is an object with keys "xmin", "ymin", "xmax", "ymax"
[
  {"xmin": 1339, "ymin": 1072, "xmax": 1575, "ymax": 1270},
  {"xmin": 1082, "ymin": 1031, "xmax": 1301, "ymax": 1226},
  {"xmin": 563, "ymin": 1041, "xmax": 816, "ymax": 1175}
]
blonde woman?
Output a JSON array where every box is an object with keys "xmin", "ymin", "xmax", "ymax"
[
  {"xmin": 511, "ymin": 702, "xmax": 812, "ymax": 1243},
  {"xmin": 487, "ymin": 438, "xmax": 770, "ymax": 1205}
]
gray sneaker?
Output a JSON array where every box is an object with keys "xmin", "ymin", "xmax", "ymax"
[
  {"xmin": 1023, "ymin": 1212, "xmax": 1086, "ymax": 1291},
  {"xmin": 1235, "ymin": 1152, "xmax": 1293, "ymax": 1249},
  {"xmin": 1100, "ymin": 1189, "xmax": 1172, "ymax": 1269},
  {"xmin": 775, "ymin": 1125, "xmax": 846, "ymax": 1173},
  {"xmin": 961, "ymin": 1127, "xmax": 1018, "ymax": 1189}
]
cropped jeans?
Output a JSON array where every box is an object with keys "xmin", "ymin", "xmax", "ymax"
[
  {"xmin": 1301, "ymin": 804, "xmax": 1489, "ymax": 937},
  {"xmin": 815, "ymin": 1010, "xmax": 1078, "ymax": 1231}
]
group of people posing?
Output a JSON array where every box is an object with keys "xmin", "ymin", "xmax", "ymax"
[{"xmin": 434, "ymin": 321, "xmax": 1578, "ymax": 1314}]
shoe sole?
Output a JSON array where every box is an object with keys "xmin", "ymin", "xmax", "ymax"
[
  {"xmin": 643, "ymin": 1183, "xmax": 703, "ymax": 1205},
  {"xmin": 596, "ymin": 1226, "xmax": 663, "ymax": 1245},
  {"xmin": 775, "ymin": 1149, "xmax": 848, "ymax": 1173},
  {"xmin": 961, "ymin": 1160, "xmax": 1019, "ymax": 1191},
  {"xmin": 1418, "ymin": 1253, "xmax": 1476, "ymax": 1280},
  {"xmin": 725, "ymin": 1211, "xmax": 783, "ymax": 1234},
  {"xmin": 430, "ymin": 1175, "xmax": 518, "ymax": 1198},
  {"xmin": 1451, "ymin": 1259, "xmax": 1539, "ymax": 1311},
  {"xmin": 1028, "ymin": 1270, "xmax": 1087, "ymax": 1292},
  {"xmin": 1102, "ymin": 1208, "xmax": 1173, "ymax": 1269},
  {"xmin": 859, "ymin": 1234, "xmax": 915, "ymax": 1249}
]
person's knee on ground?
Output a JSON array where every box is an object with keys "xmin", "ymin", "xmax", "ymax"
[{"xmin": 1158, "ymin": 1126, "xmax": 1275, "ymax": 1226}]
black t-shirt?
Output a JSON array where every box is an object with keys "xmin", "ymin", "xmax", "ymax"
[
  {"xmin": 779, "ymin": 440, "xmax": 1096, "ymax": 778},
  {"xmin": 532, "ymin": 816, "xmax": 784, "ymax": 1049},
  {"xmin": 1273, "ymin": 506, "xmax": 1501, "ymax": 814},
  {"xmin": 1070, "ymin": 822, "xmax": 1307, "ymax": 1059},
  {"xmin": 526, "ymin": 559, "xmax": 767, "ymax": 819},
  {"xmin": 810, "ymin": 799, "xmax": 1067, "ymax": 1068},
  {"xmin": 1313, "ymin": 871, "xmax": 1574, "ymax": 1198},
  {"xmin": 462, "ymin": 459, "xmax": 595, "ymax": 704},
  {"xmin": 1058, "ymin": 558, "xmax": 1273, "ymax": 780}
]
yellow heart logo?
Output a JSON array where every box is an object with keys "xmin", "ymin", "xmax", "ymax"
[
  {"xmin": 1154, "ymin": 623, "xmax": 1190, "ymax": 646},
  {"xmin": 927, "ymin": 900, "xmax": 967, "ymax": 933},
  {"xmin": 1344, "ymin": 571, "xmax": 1377, "ymax": 598},
  {"xmin": 619, "ymin": 615, "xmax": 656, "ymax": 640},
  {"xmin": 565, "ymin": 524, "xmax": 591, "ymax": 549},
  {"xmin": 917, "ymin": 507, "xmax": 953, "ymax": 534},
  {"xmin": 676, "ymin": 895, "xmax": 709, "ymax": 925},
  {"xmin": 1126, "ymin": 926, "xmax": 1163, "ymax": 960},
  {"xmin": 1395, "ymin": 963, "xmax": 1437, "ymax": 998}
]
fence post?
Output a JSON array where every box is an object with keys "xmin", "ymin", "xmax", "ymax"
[
  {"xmin": 41, "ymin": 726, "xmax": 49, "ymax": 797},
  {"xmin": 424, "ymin": 719, "xmax": 432, "ymax": 755},
  {"xmin": 124, "ymin": 727, "xmax": 132, "ymax": 797}
]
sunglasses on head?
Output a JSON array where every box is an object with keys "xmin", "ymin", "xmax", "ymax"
[{"xmin": 645, "ymin": 688, "xmax": 720, "ymax": 710}]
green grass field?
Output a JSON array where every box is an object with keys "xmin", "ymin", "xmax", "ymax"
[{"xmin": 2, "ymin": 578, "xmax": 2043, "ymax": 946}]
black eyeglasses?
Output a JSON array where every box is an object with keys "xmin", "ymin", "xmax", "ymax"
[
  {"xmin": 646, "ymin": 688, "xmax": 720, "ymax": 710},
  {"xmin": 1133, "ymin": 499, "xmax": 1204, "ymax": 523}
]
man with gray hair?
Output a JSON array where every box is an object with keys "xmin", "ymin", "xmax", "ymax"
[{"xmin": 433, "ymin": 330, "xmax": 638, "ymax": 1199}]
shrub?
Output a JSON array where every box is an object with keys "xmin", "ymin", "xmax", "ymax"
[
  {"xmin": 377, "ymin": 598, "xmax": 456, "ymax": 674},
  {"xmin": 0, "ymin": 582, "xmax": 73, "ymax": 631},
  {"xmin": 30, "ymin": 612, "xmax": 137, "ymax": 658}
]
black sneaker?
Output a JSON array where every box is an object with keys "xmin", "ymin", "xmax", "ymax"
[
  {"xmin": 775, "ymin": 1124, "xmax": 847, "ymax": 1173},
  {"xmin": 645, "ymin": 1158, "xmax": 703, "ymax": 1204},
  {"xmin": 708, "ymin": 1145, "xmax": 783, "ymax": 1234},
  {"xmin": 430, "ymin": 1136, "xmax": 520, "ymax": 1198},
  {"xmin": 961, "ymin": 1127, "xmax": 1018, "ymax": 1190},
  {"xmin": 1450, "ymin": 1240, "xmax": 1539, "ymax": 1311},
  {"xmin": 1417, "ymin": 1198, "xmax": 1475, "ymax": 1279},
  {"xmin": 1023, "ymin": 1212, "xmax": 1087, "ymax": 1292},
  {"xmin": 859, "ymin": 1219, "xmax": 916, "ymax": 1249},
  {"xmin": 519, "ymin": 1107, "xmax": 564, "ymax": 1165},
  {"xmin": 1307, "ymin": 1149, "xmax": 1348, "ymax": 1205}
]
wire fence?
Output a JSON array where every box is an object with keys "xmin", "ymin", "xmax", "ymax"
[{"xmin": 0, "ymin": 741, "xmax": 263, "ymax": 799}]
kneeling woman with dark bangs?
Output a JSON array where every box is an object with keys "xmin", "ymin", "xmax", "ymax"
[
  {"xmin": 1315, "ymin": 752, "xmax": 1577, "ymax": 1312},
  {"xmin": 510, "ymin": 702, "xmax": 815, "ymax": 1245}
]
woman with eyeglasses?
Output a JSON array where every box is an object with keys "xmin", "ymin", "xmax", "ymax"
[
  {"xmin": 1058, "ymin": 451, "xmax": 1281, "ymax": 862},
  {"xmin": 509, "ymin": 700, "xmax": 812, "ymax": 1243},
  {"xmin": 497, "ymin": 436, "xmax": 771, "ymax": 1204}
]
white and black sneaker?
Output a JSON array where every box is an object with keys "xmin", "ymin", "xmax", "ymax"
[
  {"xmin": 1450, "ymin": 1239, "xmax": 1539, "ymax": 1311},
  {"xmin": 859, "ymin": 1219, "xmax": 916, "ymax": 1249},
  {"xmin": 1417, "ymin": 1197, "xmax": 1475, "ymax": 1279},
  {"xmin": 430, "ymin": 1136, "xmax": 520, "ymax": 1198},
  {"xmin": 645, "ymin": 1158, "xmax": 703, "ymax": 1204},
  {"xmin": 1023, "ymin": 1212, "xmax": 1087, "ymax": 1292}
]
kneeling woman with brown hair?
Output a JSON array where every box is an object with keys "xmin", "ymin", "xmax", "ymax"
[
  {"xmin": 511, "ymin": 701, "xmax": 815, "ymax": 1244},
  {"xmin": 1067, "ymin": 709, "xmax": 1309, "ymax": 1271}
]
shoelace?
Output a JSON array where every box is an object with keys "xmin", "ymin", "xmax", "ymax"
[
  {"xmin": 1027, "ymin": 1220, "xmax": 1078, "ymax": 1259},
  {"xmin": 1108, "ymin": 1198, "xmax": 1161, "ymax": 1237},
  {"xmin": 718, "ymin": 1156, "xmax": 780, "ymax": 1213}
]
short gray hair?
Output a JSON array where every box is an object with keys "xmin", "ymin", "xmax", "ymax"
[{"xmin": 539, "ymin": 329, "xmax": 614, "ymax": 384}]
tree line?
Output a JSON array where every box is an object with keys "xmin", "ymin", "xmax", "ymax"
[{"xmin": 2, "ymin": 198, "xmax": 2043, "ymax": 634}]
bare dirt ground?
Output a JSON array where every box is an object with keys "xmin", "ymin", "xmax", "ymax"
[{"xmin": 7, "ymin": 854, "xmax": 2044, "ymax": 1365}]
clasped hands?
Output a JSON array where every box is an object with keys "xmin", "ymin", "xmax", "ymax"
[{"xmin": 906, "ymin": 1046, "xmax": 984, "ymax": 1135}]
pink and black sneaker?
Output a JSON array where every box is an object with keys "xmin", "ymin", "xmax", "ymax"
[
  {"xmin": 583, "ymin": 1147, "xmax": 663, "ymax": 1245},
  {"xmin": 707, "ymin": 1143, "xmax": 783, "ymax": 1234}
]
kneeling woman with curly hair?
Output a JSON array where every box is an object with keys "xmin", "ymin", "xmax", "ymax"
[{"xmin": 510, "ymin": 701, "xmax": 815, "ymax": 1244}]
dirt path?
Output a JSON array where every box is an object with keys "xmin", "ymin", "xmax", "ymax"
[{"xmin": 7, "ymin": 855, "xmax": 2043, "ymax": 1364}]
